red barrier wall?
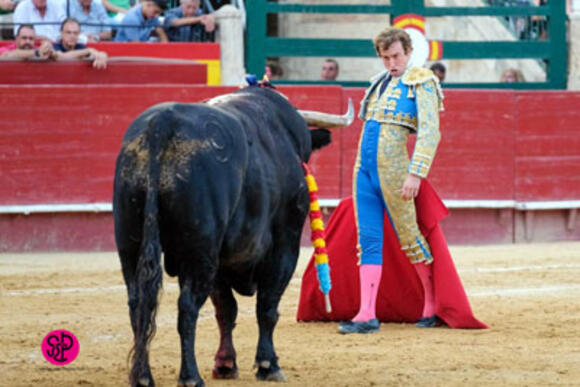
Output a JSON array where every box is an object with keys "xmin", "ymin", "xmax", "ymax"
[
  {"xmin": 0, "ymin": 41, "xmax": 220, "ymax": 60},
  {"xmin": 1, "ymin": 84, "xmax": 579, "ymax": 251},
  {"xmin": 87, "ymin": 42, "xmax": 220, "ymax": 61},
  {"xmin": 0, "ymin": 61, "xmax": 207, "ymax": 85},
  {"xmin": 515, "ymin": 92, "xmax": 580, "ymax": 201}
]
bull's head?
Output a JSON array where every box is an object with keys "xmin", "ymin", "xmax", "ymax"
[{"xmin": 298, "ymin": 98, "xmax": 354, "ymax": 129}]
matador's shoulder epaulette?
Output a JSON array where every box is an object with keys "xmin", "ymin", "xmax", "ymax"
[
  {"xmin": 402, "ymin": 66, "xmax": 444, "ymax": 111},
  {"xmin": 402, "ymin": 66, "xmax": 437, "ymax": 86}
]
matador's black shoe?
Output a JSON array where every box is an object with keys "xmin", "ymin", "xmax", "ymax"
[
  {"xmin": 338, "ymin": 318, "xmax": 380, "ymax": 334},
  {"xmin": 415, "ymin": 315, "xmax": 440, "ymax": 328}
]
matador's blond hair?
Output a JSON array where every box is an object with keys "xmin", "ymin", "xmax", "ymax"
[{"xmin": 373, "ymin": 27, "xmax": 413, "ymax": 55}]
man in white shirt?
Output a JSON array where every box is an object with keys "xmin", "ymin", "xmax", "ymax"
[{"xmin": 13, "ymin": 0, "xmax": 66, "ymax": 42}]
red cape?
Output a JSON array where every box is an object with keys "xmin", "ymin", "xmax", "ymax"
[{"xmin": 297, "ymin": 180, "xmax": 488, "ymax": 329}]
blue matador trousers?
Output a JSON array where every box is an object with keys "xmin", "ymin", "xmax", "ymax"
[{"xmin": 353, "ymin": 119, "xmax": 433, "ymax": 265}]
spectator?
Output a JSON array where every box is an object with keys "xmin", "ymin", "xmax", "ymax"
[
  {"xmin": 530, "ymin": 0, "xmax": 548, "ymax": 40},
  {"xmin": 114, "ymin": 0, "xmax": 168, "ymax": 42},
  {"xmin": 265, "ymin": 61, "xmax": 283, "ymax": 80},
  {"xmin": 1, "ymin": 0, "xmax": 16, "ymax": 12},
  {"xmin": 163, "ymin": 0, "xmax": 215, "ymax": 42},
  {"xmin": 13, "ymin": 0, "xmax": 65, "ymax": 42},
  {"xmin": 69, "ymin": 0, "xmax": 112, "ymax": 42},
  {"xmin": 53, "ymin": 18, "xmax": 107, "ymax": 69},
  {"xmin": 0, "ymin": 24, "xmax": 56, "ymax": 60},
  {"xmin": 500, "ymin": 68, "xmax": 525, "ymax": 83},
  {"xmin": 429, "ymin": 62, "xmax": 446, "ymax": 83},
  {"xmin": 321, "ymin": 58, "xmax": 339, "ymax": 81}
]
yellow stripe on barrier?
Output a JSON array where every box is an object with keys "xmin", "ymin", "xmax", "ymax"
[{"xmin": 199, "ymin": 59, "xmax": 221, "ymax": 85}]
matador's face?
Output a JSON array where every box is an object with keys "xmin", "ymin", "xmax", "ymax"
[{"xmin": 378, "ymin": 40, "xmax": 411, "ymax": 78}]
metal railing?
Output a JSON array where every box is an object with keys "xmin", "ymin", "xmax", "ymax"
[
  {"xmin": 488, "ymin": 0, "xmax": 549, "ymax": 41},
  {"xmin": 245, "ymin": 0, "xmax": 567, "ymax": 89}
]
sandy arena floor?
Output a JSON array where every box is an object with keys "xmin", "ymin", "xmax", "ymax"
[{"xmin": 1, "ymin": 242, "xmax": 580, "ymax": 386}]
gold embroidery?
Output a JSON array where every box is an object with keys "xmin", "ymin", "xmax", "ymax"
[
  {"xmin": 402, "ymin": 67, "xmax": 445, "ymax": 111},
  {"xmin": 373, "ymin": 123, "xmax": 433, "ymax": 263},
  {"xmin": 402, "ymin": 67, "xmax": 435, "ymax": 85}
]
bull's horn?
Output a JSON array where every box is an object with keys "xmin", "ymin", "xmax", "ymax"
[{"xmin": 298, "ymin": 98, "xmax": 354, "ymax": 128}]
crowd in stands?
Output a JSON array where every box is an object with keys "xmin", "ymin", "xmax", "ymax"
[
  {"xmin": 486, "ymin": 0, "xmax": 574, "ymax": 41},
  {"xmin": 1, "ymin": 20, "xmax": 107, "ymax": 67},
  {"xmin": 1, "ymin": 0, "xmax": 218, "ymax": 44},
  {"xmin": 0, "ymin": 1, "xmax": 555, "ymax": 83}
]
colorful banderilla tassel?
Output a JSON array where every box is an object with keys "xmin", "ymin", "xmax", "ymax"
[{"xmin": 302, "ymin": 162, "xmax": 332, "ymax": 313}]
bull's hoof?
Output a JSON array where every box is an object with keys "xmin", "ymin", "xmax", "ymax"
[
  {"xmin": 255, "ymin": 366, "xmax": 287, "ymax": 382},
  {"xmin": 212, "ymin": 365, "xmax": 239, "ymax": 379},
  {"xmin": 136, "ymin": 377, "xmax": 153, "ymax": 387},
  {"xmin": 133, "ymin": 370, "xmax": 154, "ymax": 387},
  {"xmin": 177, "ymin": 378, "xmax": 205, "ymax": 387}
]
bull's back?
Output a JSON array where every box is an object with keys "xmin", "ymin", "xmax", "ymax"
[{"xmin": 113, "ymin": 102, "xmax": 249, "ymax": 268}]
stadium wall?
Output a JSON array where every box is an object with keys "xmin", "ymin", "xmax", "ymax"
[{"xmin": 1, "ymin": 82, "xmax": 579, "ymax": 251}]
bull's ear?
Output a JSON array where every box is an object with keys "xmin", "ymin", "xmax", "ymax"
[{"xmin": 310, "ymin": 128, "xmax": 332, "ymax": 150}]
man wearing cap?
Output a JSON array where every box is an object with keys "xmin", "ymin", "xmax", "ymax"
[{"xmin": 114, "ymin": 0, "xmax": 168, "ymax": 42}]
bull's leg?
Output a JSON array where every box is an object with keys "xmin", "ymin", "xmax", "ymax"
[
  {"xmin": 255, "ymin": 291, "xmax": 285, "ymax": 382},
  {"xmin": 119, "ymin": 246, "xmax": 154, "ymax": 386},
  {"xmin": 177, "ymin": 276, "xmax": 210, "ymax": 387},
  {"xmin": 254, "ymin": 247, "xmax": 299, "ymax": 382},
  {"xmin": 210, "ymin": 281, "xmax": 239, "ymax": 379}
]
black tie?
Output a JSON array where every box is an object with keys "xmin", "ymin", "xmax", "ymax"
[{"xmin": 378, "ymin": 75, "xmax": 392, "ymax": 98}]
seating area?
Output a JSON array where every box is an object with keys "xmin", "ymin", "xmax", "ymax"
[{"xmin": 487, "ymin": 0, "xmax": 549, "ymax": 41}]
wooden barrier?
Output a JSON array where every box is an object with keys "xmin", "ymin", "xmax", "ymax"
[
  {"xmin": 0, "ymin": 41, "xmax": 220, "ymax": 85},
  {"xmin": 87, "ymin": 42, "xmax": 221, "ymax": 85},
  {"xmin": 0, "ymin": 60, "xmax": 207, "ymax": 85},
  {"xmin": 0, "ymin": 84, "xmax": 579, "ymax": 250}
]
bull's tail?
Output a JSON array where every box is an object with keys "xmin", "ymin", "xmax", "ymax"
[{"xmin": 129, "ymin": 110, "xmax": 172, "ymax": 386}]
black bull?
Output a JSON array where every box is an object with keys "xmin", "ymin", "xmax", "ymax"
[{"xmin": 113, "ymin": 86, "xmax": 334, "ymax": 386}]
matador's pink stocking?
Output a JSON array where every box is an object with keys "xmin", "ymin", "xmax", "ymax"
[
  {"xmin": 352, "ymin": 264, "xmax": 382, "ymax": 322},
  {"xmin": 414, "ymin": 261, "xmax": 436, "ymax": 317}
]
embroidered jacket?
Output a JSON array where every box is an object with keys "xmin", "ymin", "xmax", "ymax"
[{"xmin": 359, "ymin": 66, "xmax": 444, "ymax": 178}]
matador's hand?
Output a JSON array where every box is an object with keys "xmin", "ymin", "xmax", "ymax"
[{"xmin": 401, "ymin": 174, "xmax": 421, "ymax": 201}]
